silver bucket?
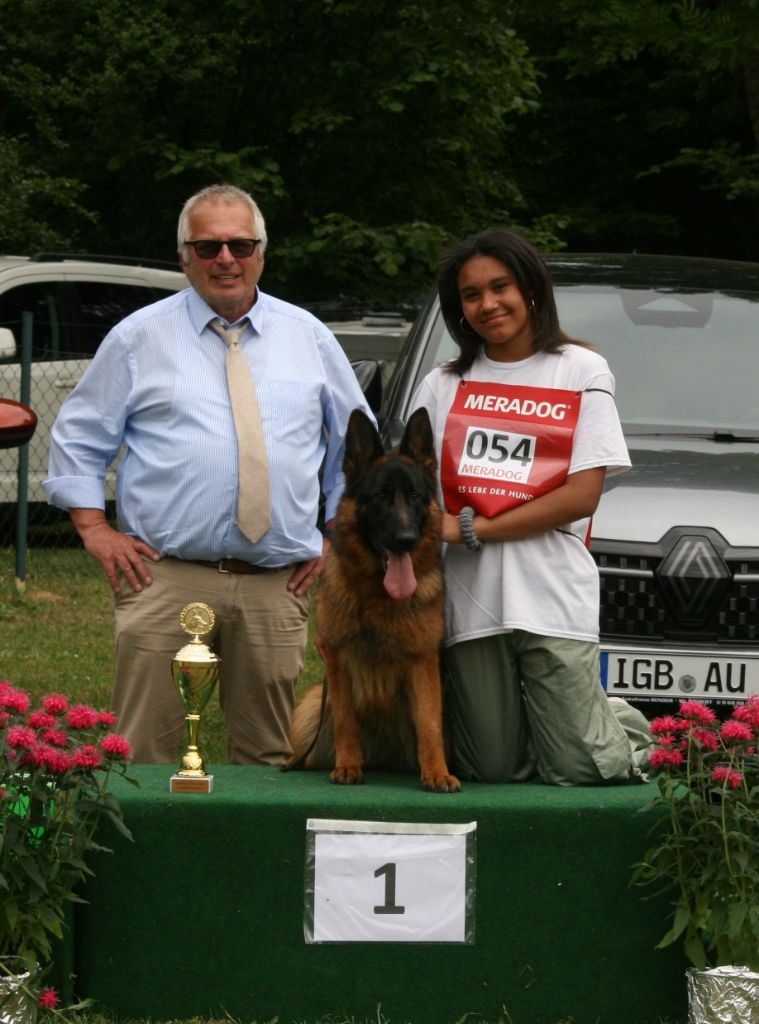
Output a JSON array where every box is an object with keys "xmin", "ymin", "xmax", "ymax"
[
  {"xmin": 687, "ymin": 965, "xmax": 759, "ymax": 1024},
  {"xmin": 0, "ymin": 960, "xmax": 36, "ymax": 1024}
]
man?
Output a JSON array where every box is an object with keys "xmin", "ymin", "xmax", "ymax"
[{"xmin": 45, "ymin": 183, "xmax": 373, "ymax": 765}]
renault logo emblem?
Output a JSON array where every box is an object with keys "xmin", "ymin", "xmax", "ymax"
[{"xmin": 656, "ymin": 534, "xmax": 731, "ymax": 626}]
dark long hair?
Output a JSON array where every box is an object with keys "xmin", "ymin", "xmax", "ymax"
[{"xmin": 437, "ymin": 227, "xmax": 578, "ymax": 375}]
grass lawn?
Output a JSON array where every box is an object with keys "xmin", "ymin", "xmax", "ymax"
[{"xmin": 0, "ymin": 546, "xmax": 324, "ymax": 766}]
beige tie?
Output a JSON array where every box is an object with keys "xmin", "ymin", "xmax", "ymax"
[{"xmin": 209, "ymin": 318, "xmax": 271, "ymax": 542}]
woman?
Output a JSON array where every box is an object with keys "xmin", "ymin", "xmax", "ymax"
[{"xmin": 410, "ymin": 227, "xmax": 649, "ymax": 785}]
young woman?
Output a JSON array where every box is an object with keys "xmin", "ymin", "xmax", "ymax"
[{"xmin": 410, "ymin": 227, "xmax": 650, "ymax": 785}]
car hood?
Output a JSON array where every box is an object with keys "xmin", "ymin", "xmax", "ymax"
[{"xmin": 593, "ymin": 437, "xmax": 759, "ymax": 546}]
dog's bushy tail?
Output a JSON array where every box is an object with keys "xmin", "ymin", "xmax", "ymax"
[{"xmin": 285, "ymin": 684, "xmax": 334, "ymax": 770}]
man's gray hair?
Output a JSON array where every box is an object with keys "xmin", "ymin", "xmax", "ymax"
[{"xmin": 177, "ymin": 184, "xmax": 268, "ymax": 258}]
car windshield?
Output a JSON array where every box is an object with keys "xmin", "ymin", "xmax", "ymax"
[
  {"xmin": 557, "ymin": 286, "xmax": 759, "ymax": 435},
  {"xmin": 410, "ymin": 285, "xmax": 759, "ymax": 437}
]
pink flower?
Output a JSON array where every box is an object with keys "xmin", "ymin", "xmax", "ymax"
[
  {"xmin": 649, "ymin": 747, "xmax": 685, "ymax": 770},
  {"xmin": 96, "ymin": 711, "xmax": 118, "ymax": 727},
  {"xmin": 42, "ymin": 693, "xmax": 69, "ymax": 715},
  {"xmin": 720, "ymin": 720, "xmax": 754, "ymax": 743},
  {"xmin": 18, "ymin": 740, "xmax": 70, "ymax": 773},
  {"xmin": 100, "ymin": 733, "xmax": 133, "ymax": 760},
  {"xmin": 0, "ymin": 711, "xmax": 9, "ymax": 727},
  {"xmin": 6, "ymin": 725, "xmax": 37, "ymax": 749},
  {"xmin": 73, "ymin": 745, "xmax": 103, "ymax": 769},
  {"xmin": 38, "ymin": 988, "xmax": 59, "ymax": 1010},
  {"xmin": 28, "ymin": 743, "xmax": 52, "ymax": 768},
  {"xmin": 28, "ymin": 710, "xmax": 57, "ymax": 730},
  {"xmin": 711, "ymin": 765, "xmax": 745, "ymax": 788},
  {"xmin": 31, "ymin": 744, "xmax": 73, "ymax": 774},
  {"xmin": 678, "ymin": 700, "xmax": 717, "ymax": 724},
  {"xmin": 650, "ymin": 715, "xmax": 686, "ymax": 735},
  {"xmin": 44, "ymin": 749, "xmax": 74, "ymax": 774},
  {"xmin": 731, "ymin": 698, "xmax": 759, "ymax": 730},
  {"xmin": 690, "ymin": 727, "xmax": 720, "ymax": 750},
  {"xmin": 0, "ymin": 686, "xmax": 31, "ymax": 713},
  {"xmin": 40, "ymin": 728, "xmax": 69, "ymax": 748},
  {"xmin": 66, "ymin": 704, "xmax": 99, "ymax": 729}
]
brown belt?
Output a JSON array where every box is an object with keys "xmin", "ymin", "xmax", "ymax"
[{"xmin": 184, "ymin": 558, "xmax": 284, "ymax": 575}]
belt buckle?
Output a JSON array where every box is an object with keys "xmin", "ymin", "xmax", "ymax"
[{"xmin": 216, "ymin": 560, "xmax": 231, "ymax": 574}]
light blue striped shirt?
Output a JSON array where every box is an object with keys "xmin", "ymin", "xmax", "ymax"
[{"xmin": 44, "ymin": 287, "xmax": 374, "ymax": 566}]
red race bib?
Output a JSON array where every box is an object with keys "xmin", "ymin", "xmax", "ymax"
[{"xmin": 441, "ymin": 380, "xmax": 582, "ymax": 516}]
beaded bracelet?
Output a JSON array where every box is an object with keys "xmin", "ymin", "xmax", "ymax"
[{"xmin": 458, "ymin": 506, "xmax": 483, "ymax": 552}]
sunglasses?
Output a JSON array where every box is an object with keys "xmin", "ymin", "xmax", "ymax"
[{"xmin": 185, "ymin": 238, "xmax": 261, "ymax": 259}]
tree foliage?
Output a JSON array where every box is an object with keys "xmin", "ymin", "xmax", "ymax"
[
  {"xmin": 1, "ymin": 0, "xmax": 758, "ymax": 305},
  {"xmin": 513, "ymin": 0, "xmax": 759, "ymax": 257},
  {"xmin": 0, "ymin": 0, "xmax": 539, "ymax": 303}
]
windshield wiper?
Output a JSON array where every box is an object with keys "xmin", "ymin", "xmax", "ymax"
[
  {"xmin": 713, "ymin": 431, "xmax": 759, "ymax": 443},
  {"xmin": 623, "ymin": 425, "xmax": 759, "ymax": 442}
]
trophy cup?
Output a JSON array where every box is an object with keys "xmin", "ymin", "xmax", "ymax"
[{"xmin": 169, "ymin": 602, "xmax": 220, "ymax": 794}]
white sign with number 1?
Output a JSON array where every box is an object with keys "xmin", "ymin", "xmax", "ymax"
[{"xmin": 304, "ymin": 818, "xmax": 477, "ymax": 944}]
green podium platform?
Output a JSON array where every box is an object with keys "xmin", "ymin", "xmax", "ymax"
[{"xmin": 73, "ymin": 766, "xmax": 687, "ymax": 1024}]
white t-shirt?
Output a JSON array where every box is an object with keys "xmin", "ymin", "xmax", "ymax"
[{"xmin": 410, "ymin": 344, "xmax": 631, "ymax": 645}]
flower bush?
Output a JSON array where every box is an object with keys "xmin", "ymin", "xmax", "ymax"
[
  {"xmin": 0, "ymin": 679, "xmax": 134, "ymax": 992},
  {"xmin": 632, "ymin": 697, "xmax": 759, "ymax": 971}
]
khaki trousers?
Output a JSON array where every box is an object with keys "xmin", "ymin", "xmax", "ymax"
[
  {"xmin": 443, "ymin": 631, "xmax": 650, "ymax": 785},
  {"xmin": 112, "ymin": 558, "xmax": 310, "ymax": 765}
]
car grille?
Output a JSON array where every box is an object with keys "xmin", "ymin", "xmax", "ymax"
[{"xmin": 593, "ymin": 527, "xmax": 759, "ymax": 644}]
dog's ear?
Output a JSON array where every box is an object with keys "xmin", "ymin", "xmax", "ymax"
[
  {"xmin": 343, "ymin": 408, "xmax": 384, "ymax": 479},
  {"xmin": 399, "ymin": 407, "xmax": 437, "ymax": 473}
]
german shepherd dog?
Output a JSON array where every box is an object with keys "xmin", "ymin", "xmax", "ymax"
[{"xmin": 287, "ymin": 407, "xmax": 460, "ymax": 792}]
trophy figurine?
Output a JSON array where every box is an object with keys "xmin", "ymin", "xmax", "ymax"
[{"xmin": 169, "ymin": 602, "xmax": 220, "ymax": 794}]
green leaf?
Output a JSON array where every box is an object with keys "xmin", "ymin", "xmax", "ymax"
[
  {"xmin": 684, "ymin": 933, "xmax": 708, "ymax": 971},
  {"xmin": 656, "ymin": 903, "xmax": 690, "ymax": 948},
  {"xmin": 727, "ymin": 901, "xmax": 749, "ymax": 938}
]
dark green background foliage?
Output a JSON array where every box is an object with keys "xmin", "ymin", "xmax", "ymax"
[{"xmin": 2, "ymin": 0, "xmax": 759, "ymax": 306}]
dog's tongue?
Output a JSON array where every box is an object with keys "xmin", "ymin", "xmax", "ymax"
[{"xmin": 383, "ymin": 551, "xmax": 417, "ymax": 600}]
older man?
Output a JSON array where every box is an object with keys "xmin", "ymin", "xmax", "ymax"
[{"xmin": 45, "ymin": 184, "xmax": 373, "ymax": 765}]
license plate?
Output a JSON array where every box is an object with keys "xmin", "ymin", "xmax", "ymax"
[{"xmin": 600, "ymin": 649, "xmax": 759, "ymax": 703}]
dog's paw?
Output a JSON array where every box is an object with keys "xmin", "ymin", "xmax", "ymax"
[
  {"xmin": 330, "ymin": 765, "xmax": 364, "ymax": 785},
  {"xmin": 422, "ymin": 773, "xmax": 461, "ymax": 793}
]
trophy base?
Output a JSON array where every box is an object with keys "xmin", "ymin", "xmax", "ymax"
[{"xmin": 170, "ymin": 773, "xmax": 214, "ymax": 794}]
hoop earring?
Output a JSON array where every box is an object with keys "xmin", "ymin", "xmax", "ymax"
[
  {"xmin": 529, "ymin": 298, "xmax": 536, "ymax": 314},
  {"xmin": 459, "ymin": 316, "xmax": 476, "ymax": 335}
]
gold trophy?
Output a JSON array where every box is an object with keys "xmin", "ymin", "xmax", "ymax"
[{"xmin": 169, "ymin": 602, "xmax": 220, "ymax": 794}]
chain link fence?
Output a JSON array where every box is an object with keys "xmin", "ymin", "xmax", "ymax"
[{"xmin": 0, "ymin": 308, "xmax": 87, "ymax": 569}]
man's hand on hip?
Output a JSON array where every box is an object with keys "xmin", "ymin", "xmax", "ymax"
[
  {"xmin": 287, "ymin": 534, "xmax": 332, "ymax": 598},
  {"xmin": 70, "ymin": 509, "xmax": 161, "ymax": 594}
]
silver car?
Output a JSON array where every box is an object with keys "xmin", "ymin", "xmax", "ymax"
[{"xmin": 380, "ymin": 253, "xmax": 759, "ymax": 718}]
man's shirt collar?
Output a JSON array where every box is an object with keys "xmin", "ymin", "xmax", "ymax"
[{"xmin": 188, "ymin": 286, "xmax": 265, "ymax": 336}]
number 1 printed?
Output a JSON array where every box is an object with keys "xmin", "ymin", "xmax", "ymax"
[{"xmin": 373, "ymin": 862, "xmax": 405, "ymax": 915}]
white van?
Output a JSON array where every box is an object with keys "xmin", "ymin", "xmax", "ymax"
[{"xmin": 0, "ymin": 255, "xmax": 187, "ymax": 505}]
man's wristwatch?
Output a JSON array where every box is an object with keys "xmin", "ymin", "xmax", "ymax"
[{"xmin": 458, "ymin": 506, "xmax": 483, "ymax": 551}]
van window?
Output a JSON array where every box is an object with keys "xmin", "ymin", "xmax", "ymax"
[
  {"xmin": 0, "ymin": 282, "xmax": 65, "ymax": 361},
  {"xmin": 71, "ymin": 282, "xmax": 177, "ymax": 358},
  {"xmin": 0, "ymin": 281, "xmax": 179, "ymax": 362}
]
